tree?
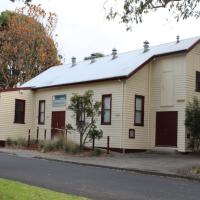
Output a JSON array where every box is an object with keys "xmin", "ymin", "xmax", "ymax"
[
  {"xmin": 105, "ymin": 0, "xmax": 200, "ymax": 30},
  {"xmin": 66, "ymin": 90, "xmax": 103, "ymax": 151},
  {"xmin": 84, "ymin": 52, "xmax": 105, "ymax": 61},
  {"xmin": 10, "ymin": 0, "xmax": 31, "ymax": 4},
  {"xmin": 0, "ymin": 5, "xmax": 60, "ymax": 88},
  {"xmin": 185, "ymin": 97, "xmax": 200, "ymax": 152}
]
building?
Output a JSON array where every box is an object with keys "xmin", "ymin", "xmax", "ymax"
[{"xmin": 0, "ymin": 36, "xmax": 200, "ymax": 152}]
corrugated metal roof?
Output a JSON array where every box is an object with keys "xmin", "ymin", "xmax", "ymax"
[{"xmin": 22, "ymin": 36, "xmax": 200, "ymax": 89}]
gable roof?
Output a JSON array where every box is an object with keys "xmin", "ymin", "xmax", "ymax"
[{"xmin": 22, "ymin": 36, "xmax": 200, "ymax": 89}]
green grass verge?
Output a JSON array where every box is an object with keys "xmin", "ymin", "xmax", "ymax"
[
  {"xmin": 0, "ymin": 178, "xmax": 89, "ymax": 200},
  {"xmin": 192, "ymin": 167, "xmax": 200, "ymax": 175}
]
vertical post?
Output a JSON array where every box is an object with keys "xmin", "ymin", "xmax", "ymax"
[
  {"xmin": 28, "ymin": 129, "xmax": 31, "ymax": 147},
  {"xmin": 107, "ymin": 136, "xmax": 110, "ymax": 154},
  {"xmin": 92, "ymin": 136, "xmax": 95, "ymax": 151},
  {"xmin": 44, "ymin": 129, "xmax": 47, "ymax": 140},
  {"xmin": 36, "ymin": 127, "xmax": 39, "ymax": 143}
]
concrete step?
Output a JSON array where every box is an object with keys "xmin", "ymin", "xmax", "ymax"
[{"xmin": 148, "ymin": 147, "xmax": 178, "ymax": 155}]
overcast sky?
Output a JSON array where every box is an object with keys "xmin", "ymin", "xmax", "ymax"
[{"xmin": 1, "ymin": 0, "xmax": 200, "ymax": 63}]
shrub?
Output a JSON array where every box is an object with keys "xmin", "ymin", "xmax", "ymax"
[
  {"xmin": 185, "ymin": 97, "xmax": 200, "ymax": 151},
  {"xmin": 63, "ymin": 139, "xmax": 79, "ymax": 154},
  {"xmin": 6, "ymin": 138, "xmax": 18, "ymax": 146},
  {"xmin": 16, "ymin": 138, "xmax": 27, "ymax": 147},
  {"xmin": 6, "ymin": 138, "xmax": 14, "ymax": 146},
  {"xmin": 42, "ymin": 141, "xmax": 55, "ymax": 152},
  {"xmin": 54, "ymin": 137, "xmax": 64, "ymax": 150},
  {"xmin": 192, "ymin": 167, "xmax": 200, "ymax": 175},
  {"xmin": 38, "ymin": 140, "xmax": 45, "ymax": 150},
  {"xmin": 93, "ymin": 148, "xmax": 103, "ymax": 156}
]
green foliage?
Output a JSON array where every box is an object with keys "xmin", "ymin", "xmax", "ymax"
[
  {"xmin": 93, "ymin": 148, "xmax": 103, "ymax": 156},
  {"xmin": 42, "ymin": 137, "xmax": 64, "ymax": 152},
  {"xmin": 0, "ymin": 178, "xmax": 88, "ymax": 200},
  {"xmin": 0, "ymin": 11, "xmax": 12, "ymax": 27},
  {"xmin": 6, "ymin": 138, "xmax": 16, "ymax": 146},
  {"xmin": 40, "ymin": 137, "xmax": 80, "ymax": 154},
  {"xmin": 66, "ymin": 90, "xmax": 103, "ymax": 151},
  {"xmin": 63, "ymin": 139, "xmax": 79, "ymax": 154},
  {"xmin": 185, "ymin": 97, "xmax": 200, "ymax": 151},
  {"xmin": 192, "ymin": 167, "xmax": 200, "ymax": 175},
  {"xmin": 6, "ymin": 137, "xmax": 36, "ymax": 147},
  {"xmin": 84, "ymin": 52, "xmax": 105, "ymax": 60},
  {"xmin": 42, "ymin": 141, "xmax": 55, "ymax": 152},
  {"xmin": 16, "ymin": 138, "xmax": 27, "ymax": 147},
  {"xmin": 10, "ymin": 0, "xmax": 32, "ymax": 4},
  {"xmin": 105, "ymin": 0, "xmax": 200, "ymax": 30}
]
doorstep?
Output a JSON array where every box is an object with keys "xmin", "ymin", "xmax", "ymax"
[{"xmin": 149, "ymin": 147, "xmax": 178, "ymax": 154}]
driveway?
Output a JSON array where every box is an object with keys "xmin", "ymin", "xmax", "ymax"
[{"xmin": 0, "ymin": 152, "xmax": 200, "ymax": 200}]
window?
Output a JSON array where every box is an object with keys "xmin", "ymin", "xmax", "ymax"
[
  {"xmin": 14, "ymin": 99, "xmax": 25, "ymax": 124},
  {"xmin": 76, "ymin": 111, "xmax": 85, "ymax": 124},
  {"xmin": 129, "ymin": 129, "xmax": 135, "ymax": 139},
  {"xmin": 196, "ymin": 71, "xmax": 200, "ymax": 92},
  {"xmin": 52, "ymin": 95, "xmax": 66, "ymax": 107},
  {"xmin": 134, "ymin": 95, "xmax": 144, "ymax": 126},
  {"xmin": 101, "ymin": 94, "xmax": 112, "ymax": 125},
  {"xmin": 38, "ymin": 100, "xmax": 45, "ymax": 124}
]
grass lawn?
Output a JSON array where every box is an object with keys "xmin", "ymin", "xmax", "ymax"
[
  {"xmin": 0, "ymin": 178, "xmax": 89, "ymax": 200},
  {"xmin": 192, "ymin": 167, "xmax": 200, "ymax": 175}
]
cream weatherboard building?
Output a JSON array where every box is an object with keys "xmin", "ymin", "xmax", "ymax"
[{"xmin": 0, "ymin": 36, "xmax": 200, "ymax": 152}]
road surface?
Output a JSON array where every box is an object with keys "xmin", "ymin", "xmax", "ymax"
[{"xmin": 0, "ymin": 153, "xmax": 200, "ymax": 200}]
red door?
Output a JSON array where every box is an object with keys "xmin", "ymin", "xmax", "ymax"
[
  {"xmin": 156, "ymin": 111, "xmax": 178, "ymax": 147},
  {"xmin": 51, "ymin": 111, "xmax": 65, "ymax": 139}
]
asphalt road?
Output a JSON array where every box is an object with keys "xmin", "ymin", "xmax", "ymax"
[{"xmin": 0, "ymin": 153, "xmax": 200, "ymax": 200}]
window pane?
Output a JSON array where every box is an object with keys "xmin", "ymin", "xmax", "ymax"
[
  {"xmin": 53, "ymin": 95, "xmax": 66, "ymax": 107},
  {"xmin": 104, "ymin": 110, "xmax": 110, "ymax": 123},
  {"xmin": 135, "ymin": 111, "xmax": 142, "ymax": 124},
  {"xmin": 104, "ymin": 97, "xmax": 111, "ymax": 109},
  {"xmin": 196, "ymin": 71, "xmax": 200, "ymax": 91},
  {"xmin": 40, "ymin": 102, "xmax": 45, "ymax": 112},
  {"xmin": 40, "ymin": 113, "xmax": 45, "ymax": 123},
  {"xmin": 17, "ymin": 101, "xmax": 24, "ymax": 112},
  {"xmin": 77, "ymin": 112, "xmax": 85, "ymax": 122},
  {"xmin": 15, "ymin": 99, "xmax": 25, "ymax": 123},
  {"xmin": 136, "ymin": 98, "xmax": 142, "ymax": 111}
]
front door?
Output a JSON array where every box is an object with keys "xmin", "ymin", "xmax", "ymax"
[
  {"xmin": 156, "ymin": 111, "xmax": 178, "ymax": 147},
  {"xmin": 51, "ymin": 111, "xmax": 65, "ymax": 139}
]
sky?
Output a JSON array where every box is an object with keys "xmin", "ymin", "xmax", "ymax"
[{"xmin": 1, "ymin": 0, "xmax": 200, "ymax": 64}]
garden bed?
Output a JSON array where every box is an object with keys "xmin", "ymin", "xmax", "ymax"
[{"xmin": 5, "ymin": 137, "xmax": 110, "ymax": 157}]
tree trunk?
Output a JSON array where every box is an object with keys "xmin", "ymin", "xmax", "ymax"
[{"xmin": 80, "ymin": 133, "xmax": 83, "ymax": 152}]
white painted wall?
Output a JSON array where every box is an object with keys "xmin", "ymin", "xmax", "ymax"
[{"xmin": 0, "ymin": 89, "xmax": 35, "ymax": 141}]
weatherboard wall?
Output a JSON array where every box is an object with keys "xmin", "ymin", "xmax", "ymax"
[
  {"xmin": 149, "ymin": 53, "xmax": 187, "ymax": 152},
  {"xmin": 186, "ymin": 43, "xmax": 200, "ymax": 150},
  {"xmin": 122, "ymin": 64, "xmax": 150, "ymax": 149},
  {"xmin": 34, "ymin": 80, "xmax": 124, "ymax": 149},
  {"xmin": 0, "ymin": 90, "xmax": 35, "ymax": 141}
]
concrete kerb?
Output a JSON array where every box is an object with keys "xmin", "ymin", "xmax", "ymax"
[{"xmin": 32, "ymin": 155, "xmax": 200, "ymax": 183}]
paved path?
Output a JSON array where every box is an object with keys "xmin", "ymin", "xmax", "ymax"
[{"xmin": 0, "ymin": 152, "xmax": 200, "ymax": 200}]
